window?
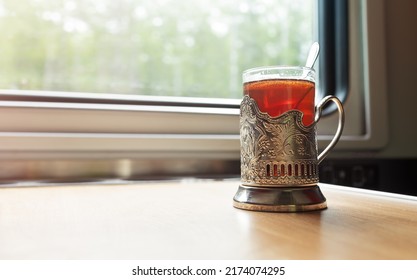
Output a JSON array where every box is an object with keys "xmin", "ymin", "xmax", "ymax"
[
  {"xmin": 0, "ymin": 0, "xmax": 314, "ymax": 98},
  {"xmin": 0, "ymin": 0, "xmax": 388, "ymax": 181}
]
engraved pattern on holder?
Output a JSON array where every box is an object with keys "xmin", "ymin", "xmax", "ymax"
[{"xmin": 240, "ymin": 95, "xmax": 319, "ymax": 187}]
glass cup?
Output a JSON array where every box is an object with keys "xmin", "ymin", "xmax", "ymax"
[{"xmin": 233, "ymin": 66, "xmax": 345, "ymax": 212}]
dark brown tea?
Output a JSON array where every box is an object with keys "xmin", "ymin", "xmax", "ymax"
[{"xmin": 244, "ymin": 79, "xmax": 315, "ymax": 126}]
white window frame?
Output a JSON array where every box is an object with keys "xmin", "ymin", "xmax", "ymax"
[
  {"xmin": 316, "ymin": 0, "xmax": 388, "ymax": 151},
  {"xmin": 0, "ymin": 0, "xmax": 387, "ymax": 163}
]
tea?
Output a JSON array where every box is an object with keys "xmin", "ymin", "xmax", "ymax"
[{"xmin": 243, "ymin": 79, "xmax": 315, "ymax": 126}]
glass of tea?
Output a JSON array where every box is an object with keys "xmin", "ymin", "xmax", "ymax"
[
  {"xmin": 243, "ymin": 66, "xmax": 316, "ymax": 126},
  {"xmin": 234, "ymin": 65, "xmax": 345, "ymax": 212}
]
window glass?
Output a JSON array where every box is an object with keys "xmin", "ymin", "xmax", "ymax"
[{"xmin": 0, "ymin": 0, "xmax": 315, "ymax": 99}]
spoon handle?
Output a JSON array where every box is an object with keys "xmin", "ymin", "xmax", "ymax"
[{"xmin": 305, "ymin": 42, "xmax": 320, "ymax": 69}]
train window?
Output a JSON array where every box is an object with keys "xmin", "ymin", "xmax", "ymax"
[
  {"xmin": 0, "ymin": 0, "xmax": 388, "ymax": 181},
  {"xmin": 0, "ymin": 0, "xmax": 315, "ymax": 99}
]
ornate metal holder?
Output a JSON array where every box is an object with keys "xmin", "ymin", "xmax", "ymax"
[{"xmin": 233, "ymin": 95, "xmax": 344, "ymax": 212}]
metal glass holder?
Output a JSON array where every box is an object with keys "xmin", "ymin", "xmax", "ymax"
[{"xmin": 234, "ymin": 95, "xmax": 344, "ymax": 212}]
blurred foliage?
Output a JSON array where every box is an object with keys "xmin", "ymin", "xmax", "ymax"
[{"xmin": 0, "ymin": 0, "xmax": 314, "ymax": 99}]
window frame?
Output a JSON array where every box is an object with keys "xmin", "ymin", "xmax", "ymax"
[
  {"xmin": 317, "ymin": 0, "xmax": 349, "ymax": 114},
  {"xmin": 0, "ymin": 0, "xmax": 389, "ymax": 181}
]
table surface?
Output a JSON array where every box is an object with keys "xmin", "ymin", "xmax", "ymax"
[{"xmin": 1, "ymin": 180, "xmax": 417, "ymax": 260}]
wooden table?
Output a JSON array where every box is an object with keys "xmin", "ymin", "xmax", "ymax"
[{"xmin": 1, "ymin": 180, "xmax": 417, "ymax": 259}]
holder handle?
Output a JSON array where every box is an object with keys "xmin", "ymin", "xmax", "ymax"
[{"xmin": 315, "ymin": 96, "xmax": 345, "ymax": 164}]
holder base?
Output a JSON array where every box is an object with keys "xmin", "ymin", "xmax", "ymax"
[{"xmin": 233, "ymin": 185, "xmax": 327, "ymax": 212}]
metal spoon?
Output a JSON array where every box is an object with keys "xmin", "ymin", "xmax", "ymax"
[{"xmin": 305, "ymin": 42, "xmax": 320, "ymax": 68}]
